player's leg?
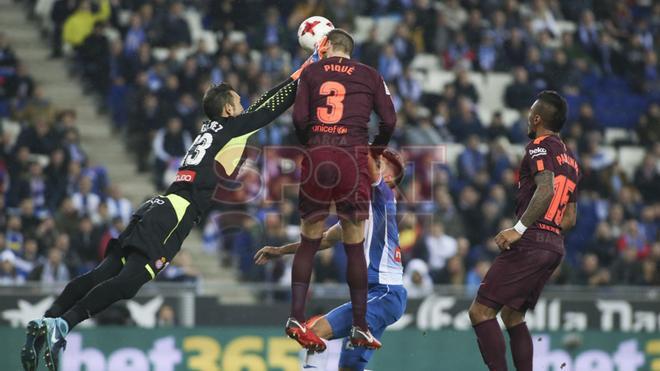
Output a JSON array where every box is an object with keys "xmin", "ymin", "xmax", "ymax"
[
  {"xmin": 469, "ymin": 251, "xmax": 511, "ymax": 371},
  {"xmin": 45, "ymin": 240, "xmax": 125, "ymax": 318},
  {"xmin": 469, "ymin": 300, "xmax": 507, "ymax": 371},
  {"xmin": 497, "ymin": 246, "xmax": 562, "ymax": 371},
  {"xmin": 41, "ymin": 249, "xmax": 154, "ymax": 371},
  {"xmin": 286, "ymin": 216, "xmax": 327, "ymax": 350},
  {"xmin": 21, "ymin": 241, "xmax": 125, "ymax": 371},
  {"xmin": 60, "ymin": 249, "xmax": 152, "ymax": 329},
  {"xmin": 290, "ymin": 217, "xmax": 326, "ymax": 322},
  {"xmin": 339, "ymin": 219, "xmax": 369, "ymax": 330},
  {"xmin": 288, "ymin": 148, "xmax": 334, "ymax": 350},
  {"xmin": 501, "ymin": 307, "xmax": 532, "ymax": 371}
]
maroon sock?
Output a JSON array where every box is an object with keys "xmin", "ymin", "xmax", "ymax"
[
  {"xmin": 344, "ymin": 240, "xmax": 368, "ymax": 330},
  {"xmin": 473, "ymin": 318, "xmax": 508, "ymax": 371},
  {"xmin": 507, "ymin": 322, "xmax": 533, "ymax": 371},
  {"xmin": 290, "ymin": 235, "xmax": 322, "ymax": 321}
]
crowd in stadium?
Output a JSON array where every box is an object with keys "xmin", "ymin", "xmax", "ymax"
[{"xmin": 0, "ymin": 0, "xmax": 658, "ymax": 292}]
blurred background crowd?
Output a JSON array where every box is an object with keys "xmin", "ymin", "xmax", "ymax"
[{"xmin": 0, "ymin": 0, "xmax": 658, "ymax": 295}]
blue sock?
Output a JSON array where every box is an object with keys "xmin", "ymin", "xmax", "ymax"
[{"xmin": 57, "ymin": 318, "xmax": 69, "ymax": 337}]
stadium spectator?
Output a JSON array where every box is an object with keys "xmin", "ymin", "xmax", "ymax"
[
  {"xmin": 27, "ymin": 247, "xmax": 70, "ymax": 284},
  {"xmin": 505, "ymin": 67, "xmax": 536, "ymax": 110},
  {"xmin": 571, "ymin": 253, "xmax": 611, "ymax": 287},
  {"xmin": 0, "ymin": 249, "xmax": 24, "ymax": 285},
  {"xmin": 465, "ymin": 259, "xmax": 490, "ymax": 295},
  {"xmin": 457, "ymin": 135, "xmax": 486, "ymax": 181},
  {"xmin": 378, "ymin": 44, "xmax": 403, "ymax": 82},
  {"xmin": 314, "ymin": 248, "xmax": 340, "ymax": 284},
  {"xmin": 611, "ymin": 248, "xmax": 644, "ymax": 285},
  {"xmin": 71, "ymin": 176, "xmax": 101, "ymax": 219},
  {"xmin": 152, "ymin": 117, "xmax": 191, "ymax": 190},
  {"xmin": 434, "ymin": 255, "xmax": 466, "ymax": 286},
  {"xmin": 422, "ymin": 222, "xmax": 458, "ymax": 280},
  {"xmin": 15, "ymin": 237, "xmax": 41, "ymax": 279},
  {"xmin": 403, "ymin": 259, "xmax": 434, "ymax": 299},
  {"xmin": 156, "ymin": 304, "xmax": 177, "ymax": 327},
  {"xmin": 105, "ymin": 185, "xmax": 132, "ymax": 226},
  {"xmin": 62, "ymin": 0, "xmax": 111, "ymax": 49},
  {"xmin": 637, "ymin": 104, "xmax": 660, "ymax": 147}
]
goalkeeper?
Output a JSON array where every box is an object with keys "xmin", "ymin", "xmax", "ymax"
[{"xmin": 20, "ymin": 49, "xmax": 323, "ymax": 371}]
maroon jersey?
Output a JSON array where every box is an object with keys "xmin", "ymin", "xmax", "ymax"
[
  {"xmin": 516, "ymin": 135, "xmax": 579, "ymax": 239},
  {"xmin": 292, "ymin": 56, "xmax": 396, "ymax": 148}
]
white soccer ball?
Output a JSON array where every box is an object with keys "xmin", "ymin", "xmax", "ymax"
[{"xmin": 297, "ymin": 16, "xmax": 334, "ymax": 51}]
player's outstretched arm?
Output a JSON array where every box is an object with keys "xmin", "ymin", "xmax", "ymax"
[
  {"xmin": 230, "ymin": 78, "xmax": 299, "ymax": 137},
  {"xmin": 495, "ymin": 170, "xmax": 555, "ymax": 250},
  {"xmin": 254, "ymin": 223, "xmax": 343, "ymax": 265}
]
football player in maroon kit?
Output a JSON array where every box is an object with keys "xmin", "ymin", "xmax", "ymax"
[
  {"xmin": 286, "ymin": 29, "xmax": 396, "ymax": 351},
  {"xmin": 468, "ymin": 91, "xmax": 579, "ymax": 371}
]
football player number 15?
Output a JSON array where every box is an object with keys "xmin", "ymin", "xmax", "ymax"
[
  {"xmin": 317, "ymin": 81, "xmax": 345, "ymax": 124},
  {"xmin": 544, "ymin": 174, "xmax": 576, "ymax": 225}
]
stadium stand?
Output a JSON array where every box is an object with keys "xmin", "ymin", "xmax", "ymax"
[{"xmin": 4, "ymin": 0, "xmax": 659, "ymax": 292}]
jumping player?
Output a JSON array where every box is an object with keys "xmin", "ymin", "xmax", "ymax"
[
  {"xmin": 287, "ymin": 28, "xmax": 397, "ymax": 351},
  {"xmin": 20, "ymin": 53, "xmax": 321, "ymax": 371},
  {"xmin": 468, "ymin": 91, "xmax": 579, "ymax": 371},
  {"xmin": 255, "ymin": 149, "xmax": 406, "ymax": 370}
]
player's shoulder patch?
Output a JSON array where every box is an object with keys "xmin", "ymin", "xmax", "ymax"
[{"xmin": 528, "ymin": 146, "xmax": 548, "ymax": 159}]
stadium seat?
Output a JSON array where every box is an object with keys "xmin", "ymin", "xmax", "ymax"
[
  {"xmin": 604, "ymin": 128, "xmax": 634, "ymax": 145},
  {"xmin": 618, "ymin": 146, "xmax": 647, "ymax": 179}
]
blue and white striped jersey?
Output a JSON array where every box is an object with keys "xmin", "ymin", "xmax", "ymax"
[{"xmin": 363, "ymin": 179, "xmax": 403, "ymax": 285}]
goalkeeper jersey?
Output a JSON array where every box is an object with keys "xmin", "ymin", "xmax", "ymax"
[{"xmin": 165, "ymin": 78, "xmax": 298, "ymax": 215}]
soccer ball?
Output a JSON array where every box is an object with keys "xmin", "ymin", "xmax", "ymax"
[{"xmin": 297, "ymin": 16, "xmax": 334, "ymax": 51}]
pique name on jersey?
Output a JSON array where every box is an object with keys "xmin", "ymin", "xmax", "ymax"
[
  {"xmin": 201, "ymin": 121, "xmax": 224, "ymax": 132},
  {"xmin": 323, "ymin": 64, "xmax": 355, "ymax": 75}
]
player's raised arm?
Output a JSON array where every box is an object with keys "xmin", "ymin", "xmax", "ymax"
[
  {"xmin": 228, "ymin": 78, "xmax": 299, "ymax": 137},
  {"xmin": 229, "ymin": 49, "xmax": 321, "ymax": 137},
  {"xmin": 370, "ymin": 75, "xmax": 397, "ymax": 149}
]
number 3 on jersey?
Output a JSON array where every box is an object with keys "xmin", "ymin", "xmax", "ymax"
[
  {"xmin": 182, "ymin": 133, "xmax": 213, "ymax": 166},
  {"xmin": 317, "ymin": 81, "xmax": 345, "ymax": 124}
]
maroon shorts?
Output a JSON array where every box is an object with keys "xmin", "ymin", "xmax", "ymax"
[
  {"xmin": 299, "ymin": 146, "xmax": 371, "ymax": 222},
  {"xmin": 477, "ymin": 229, "xmax": 564, "ymax": 312}
]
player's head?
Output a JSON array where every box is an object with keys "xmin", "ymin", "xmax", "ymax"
[
  {"xmin": 527, "ymin": 90, "xmax": 567, "ymax": 139},
  {"xmin": 203, "ymin": 82, "xmax": 244, "ymax": 120},
  {"xmin": 325, "ymin": 29, "xmax": 354, "ymax": 58},
  {"xmin": 381, "ymin": 148, "xmax": 405, "ymax": 189}
]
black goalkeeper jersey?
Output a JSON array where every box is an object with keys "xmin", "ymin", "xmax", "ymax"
[{"xmin": 165, "ymin": 78, "xmax": 297, "ymax": 215}]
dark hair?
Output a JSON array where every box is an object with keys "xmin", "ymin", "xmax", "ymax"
[
  {"xmin": 326, "ymin": 29, "xmax": 354, "ymax": 56},
  {"xmin": 382, "ymin": 148, "xmax": 405, "ymax": 186},
  {"xmin": 203, "ymin": 83, "xmax": 235, "ymax": 120},
  {"xmin": 536, "ymin": 90, "xmax": 567, "ymax": 132}
]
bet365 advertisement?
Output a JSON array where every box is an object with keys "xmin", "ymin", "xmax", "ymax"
[{"xmin": 0, "ymin": 327, "xmax": 658, "ymax": 371}]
